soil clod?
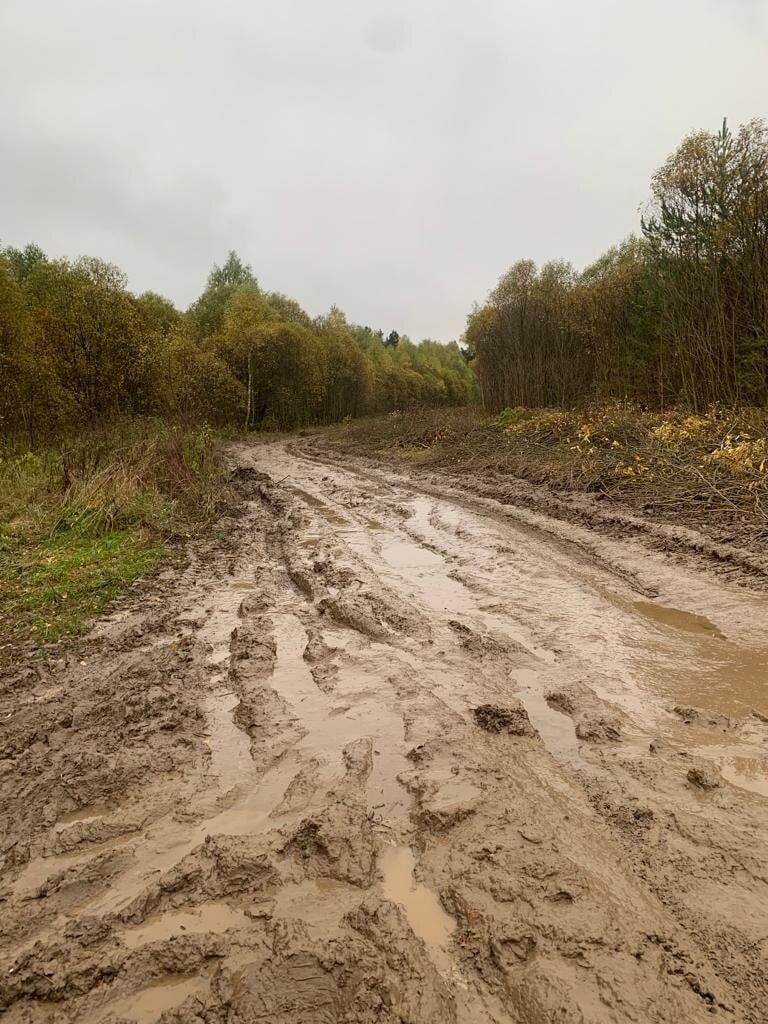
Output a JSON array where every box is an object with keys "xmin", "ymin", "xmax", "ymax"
[{"xmin": 472, "ymin": 702, "xmax": 539, "ymax": 738}]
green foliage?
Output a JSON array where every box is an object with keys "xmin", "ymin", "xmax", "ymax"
[
  {"xmin": 0, "ymin": 255, "xmax": 35, "ymax": 435},
  {"xmin": 22, "ymin": 255, "xmax": 143, "ymax": 425},
  {"xmin": 0, "ymin": 529, "xmax": 165, "ymax": 646},
  {"xmin": 1, "ymin": 242, "xmax": 46, "ymax": 281},
  {"xmin": 188, "ymin": 250, "xmax": 259, "ymax": 339},
  {"xmin": 641, "ymin": 118, "xmax": 768, "ymax": 407},
  {"xmin": 136, "ymin": 291, "xmax": 182, "ymax": 337},
  {"xmin": 0, "ymin": 421, "xmax": 228, "ymax": 649},
  {"xmin": 0, "ymin": 239, "xmax": 471, "ymax": 654},
  {"xmin": 0, "ymin": 244, "xmax": 472, "ymax": 439},
  {"xmin": 469, "ymin": 118, "xmax": 768, "ymax": 412}
]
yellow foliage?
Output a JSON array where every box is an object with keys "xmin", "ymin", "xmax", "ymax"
[
  {"xmin": 615, "ymin": 460, "xmax": 650, "ymax": 478},
  {"xmin": 704, "ymin": 437, "xmax": 767, "ymax": 476},
  {"xmin": 652, "ymin": 415, "xmax": 708, "ymax": 445}
]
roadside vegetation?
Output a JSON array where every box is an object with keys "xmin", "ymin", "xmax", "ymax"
[
  {"xmin": 0, "ymin": 243, "xmax": 472, "ymax": 654},
  {"xmin": 2, "ymin": 116, "xmax": 768, "ymax": 649},
  {"xmin": 0, "ymin": 246, "xmax": 474, "ymax": 441},
  {"xmin": 466, "ymin": 119, "xmax": 768, "ymax": 413},
  {"xmin": 0, "ymin": 422, "xmax": 227, "ymax": 652},
  {"xmin": 325, "ymin": 403, "xmax": 768, "ymax": 546}
]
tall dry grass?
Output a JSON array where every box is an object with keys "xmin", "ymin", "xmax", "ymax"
[
  {"xmin": 1, "ymin": 419, "xmax": 226, "ymax": 543},
  {"xmin": 0, "ymin": 419, "xmax": 229, "ymax": 650}
]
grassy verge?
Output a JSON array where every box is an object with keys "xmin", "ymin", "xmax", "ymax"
[
  {"xmin": 324, "ymin": 404, "xmax": 768, "ymax": 544},
  {"xmin": 0, "ymin": 420, "xmax": 228, "ymax": 654}
]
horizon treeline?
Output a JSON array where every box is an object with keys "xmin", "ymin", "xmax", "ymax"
[
  {"xmin": 0, "ymin": 247, "xmax": 474, "ymax": 442},
  {"xmin": 466, "ymin": 119, "xmax": 768, "ymax": 412}
]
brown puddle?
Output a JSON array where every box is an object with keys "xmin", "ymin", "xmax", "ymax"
[
  {"xmin": 719, "ymin": 754, "xmax": 768, "ymax": 798},
  {"xmin": 513, "ymin": 682, "xmax": 582, "ymax": 765},
  {"xmin": 56, "ymin": 800, "xmax": 121, "ymax": 828},
  {"xmin": 380, "ymin": 537, "xmax": 444, "ymax": 570},
  {"xmin": 590, "ymin": 585, "xmax": 767, "ymax": 723},
  {"xmin": 203, "ymin": 690, "xmax": 256, "ymax": 792},
  {"xmin": 342, "ymin": 518, "xmax": 478, "ymax": 621},
  {"xmin": 647, "ymin": 643, "xmax": 768, "ymax": 720},
  {"xmin": 380, "ymin": 845, "xmax": 454, "ymax": 968},
  {"xmin": 120, "ymin": 902, "xmax": 250, "ymax": 948},
  {"xmin": 13, "ymin": 837, "xmax": 136, "ymax": 899},
  {"xmin": 188, "ymin": 585, "xmax": 246, "ymax": 668},
  {"xmin": 269, "ymin": 613, "xmax": 328, "ymax": 714},
  {"xmin": 633, "ymin": 600, "xmax": 724, "ymax": 638},
  {"xmin": 83, "ymin": 976, "xmax": 207, "ymax": 1024}
]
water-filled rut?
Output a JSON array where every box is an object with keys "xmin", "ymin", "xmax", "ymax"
[{"xmin": 1, "ymin": 438, "xmax": 767, "ymax": 1024}]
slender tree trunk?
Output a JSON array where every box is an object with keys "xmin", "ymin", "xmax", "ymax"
[{"xmin": 244, "ymin": 351, "xmax": 253, "ymax": 429}]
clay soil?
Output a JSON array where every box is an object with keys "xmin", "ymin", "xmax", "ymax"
[{"xmin": 2, "ymin": 438, "xmax": 768, "ymax": 1023}]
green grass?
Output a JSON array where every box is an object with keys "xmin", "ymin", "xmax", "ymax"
[
  {"xmin": 0, "ymin": 419, "xmax": 228, "ymax": 657},
  {"xmin": 0, "ymin": 529, "xmax": 167, "ymax": 647}
]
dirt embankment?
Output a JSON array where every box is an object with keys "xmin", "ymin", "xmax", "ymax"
[{"xmin": 1, "ymin": 439, "xmax": 768, "ymax": 1023}]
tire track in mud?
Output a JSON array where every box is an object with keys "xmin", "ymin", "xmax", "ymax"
[{"xmin": 1, "ymin": 442, "xmax": 767, "ymax": 1022}]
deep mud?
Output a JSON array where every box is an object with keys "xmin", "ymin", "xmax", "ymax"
[{"xmin": 1, "ymin": 439, "xmax": 768, "ymax": 1023}]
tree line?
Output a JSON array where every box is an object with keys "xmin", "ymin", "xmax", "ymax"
[
  {"xmin": 466, "ymin": 119, "xmax": 768, "ymax": 412},
  {"xmin": 0, "ymin": 248, "xmax": 474, "ymax": 441}
]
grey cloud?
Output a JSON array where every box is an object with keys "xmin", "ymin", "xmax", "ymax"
[
  {"xmin": 1, "ymin": 0, "xmax": 765, "ymax": 339},
  {"xmin": 365, "ymin": 14, "xmax": 410, "ymax": 54}
]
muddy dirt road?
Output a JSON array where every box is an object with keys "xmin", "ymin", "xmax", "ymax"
[{"xmin": 2, "ymin": 439, "xmax": 768, "ymax": 1023}]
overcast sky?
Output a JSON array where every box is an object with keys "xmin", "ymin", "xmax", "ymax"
[{"xmin": 1, "ymin": 1, "xmax": 766, "ymax": 341}]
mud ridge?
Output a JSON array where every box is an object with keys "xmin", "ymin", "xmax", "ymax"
[{"xmin": 1, "ymin": 440, "xmax": 767, "ymax": 1023}]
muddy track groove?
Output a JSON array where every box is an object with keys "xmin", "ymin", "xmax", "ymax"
[{"xmin": 1, "ymin": 440, "xmax": 767, "ymax": 1023}]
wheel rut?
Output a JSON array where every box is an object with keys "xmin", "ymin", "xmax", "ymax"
[{"xmin": 1, "ymin": 439, "xmax": 768, "ymax": 1022}]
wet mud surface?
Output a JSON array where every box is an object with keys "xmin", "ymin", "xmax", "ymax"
[{"xmin": 1, "ymin": 439, "xmax": 768, "ymax": 1022}]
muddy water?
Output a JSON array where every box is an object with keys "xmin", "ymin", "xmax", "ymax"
[
  {"xmin": 45, "ymin": 611, "xmax": 413, "ymax": 924},
  {"xmin": 120, "ymin": 902, "xmax": 250, "ymax": 947},
  {"xmin": 204, "ymin": 690, "xmax": 255, "ymax": 789},
  {"xmin": 632, "ymin": 600, "xmax": 724, "ymax": 637},
  {"xmin": 276, "ymin": 447, "xmax": 768, "ymax": 787},
  {"xmin": 720, "ymin": 753, "xmax": 768, "ymax": 798},
  {"xmin": 380, "ymin": 844, "xmax": 454, "ymax": 964},
  {"xmin": 512, "ymin": 669, "xmax": 583, "ymax": 764},
  {"xmin": 272, "ymin": 877, "xmax": 361, "ymax": 932},
  {"xmin": 5, "ymin": 440, "xmax": 768, "ymax": 1024},
  {"xmin": 82, "ymin": 977, "xmax": 207, "ymax": 1024},
  {"xmin": 267, "ymin": 614, "xmax": 413, "ymax": 830},
  {"xmin": 55, "ymin": 801, "xmax": 122, "ymax": 828}
]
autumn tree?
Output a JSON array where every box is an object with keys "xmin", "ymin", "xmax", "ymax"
[
  {"xmin": 24, "ymin": 257, "xmax": 141, "ymax": 424},
  {"xmin": 2, "ymin": 239, "xmax": 476, "ymax": 441},
  {"xmin": 642, "ymin": 118, "xmax": 768, "ymax": 407},
  {"xmin": 316, "ymin": 307, "xmax": 371, "ymax": 421},
  {"xmin": 188, "ymin": 251, "xmax": 258, "ymax": 338},
  {"xmin": 0, "ymin": 254, "xmax": 38, "ymax": 437},
  {"xmin": 2, "ymin": 242, "xmax": 46, "ymax": 282},
  {"xmin": 151, "ymin": 331, "xmax": 243, "ymax": 424},
  {"xmin": 251, "ymin": 323, "xmax": 324, "ymax": 429},
  {"xmin": 219, "ymin": 285, "xmax": 277, "ymax": 427}
]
